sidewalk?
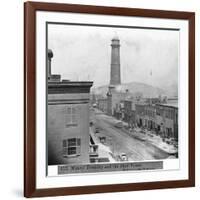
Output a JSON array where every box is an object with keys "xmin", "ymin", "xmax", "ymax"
[
  {"xmin": 131, "ymin": 127, "xmax": 178, "ymax": 155},
  {"xmin": 90, "ymin": 127, "xmax": 116, "ymax": 162}
]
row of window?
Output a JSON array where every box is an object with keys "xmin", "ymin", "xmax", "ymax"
[
  {"xmin": 156, "ymin": 107, "xmax": 177, "ymax": 120},
  {"xmin": 144, "ymin": 109, "xmax": 156, "ymax": 118},
  {"xmin": 63, "ymin": 138, "xmax": 81, "ymax": 156}
]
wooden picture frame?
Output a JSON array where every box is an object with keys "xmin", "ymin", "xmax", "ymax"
[{"xmin": 24, "ymin": 1, "xmax": 195, "ymax": 197}]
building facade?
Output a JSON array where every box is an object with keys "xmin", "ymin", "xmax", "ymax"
[
  {"xmin": 48, "ymin": 81, "xmax": 93, "ymax": 165},
  {"xmin": 97, "ymin": 98, "xmax": 108, "ymax": 113},
  {"xmin": 135, "ymin": 101, "xmax": 178, "ymax": 139},
  {"xmin": 156, "ymin": 103, "xmax": 178, "ymax": 139},
  {"xmin": 135, "ymin": 104, "xmax": 146, "ymax": 127},
  {"xmin": 47, "ymin": 49, "xmax": 93, "ymax": 165},
  {"xmin": 108, "ymin": 89, "xmax": 129, "ymax": 116},
  {"xmin": 143, "ymin": 105, "xmax": 156, "ymax": 130}
]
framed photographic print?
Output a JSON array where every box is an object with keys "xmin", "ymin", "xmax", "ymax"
[{"xmin": 24, "ymin": 1, "xmax": 195, "ymax": 198}]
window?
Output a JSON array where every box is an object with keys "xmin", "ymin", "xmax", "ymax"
[
  {"xmin": 156, "ymin": 107, "xmax": 161, "ymax": 116},
  {"xmin": 165, "ymin": 109, "xmax": 170, "ymax": 118},
  {"xmin": 175, "ymin": 113, "xmax": 178, "ymax": 124},
  {"xmin": 63, "ymin": 138, "xmax": 81, "ymax": 157},
  {"xmin": 65, "ymin": 106, "xmax": 79, "ymax": 127}
]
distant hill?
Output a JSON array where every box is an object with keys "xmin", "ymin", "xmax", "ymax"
[
  {"xmin": 92, "ymin": 82, "xmax": 170, "ymax": 98},
  {"xmin": 162, "ymin": 83, "xmax": 178, "ymax": 97}
]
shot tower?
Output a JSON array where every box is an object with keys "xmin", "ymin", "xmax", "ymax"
[{"xmin": 110, "ymin": 36, "xmax": 121, "ymax": 85}]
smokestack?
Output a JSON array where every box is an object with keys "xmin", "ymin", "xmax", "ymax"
[
  {"xmin": 48, "ymin": 49, "xmax": 53, "ymax": 79},
  {"xmin": 110, "ymin": 36, "xmax": 121, "ymax": 85}
]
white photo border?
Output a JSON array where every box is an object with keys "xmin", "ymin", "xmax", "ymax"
[{"xmin": 36, "ymin": 11, "xmax": 189, "ymax": 189}]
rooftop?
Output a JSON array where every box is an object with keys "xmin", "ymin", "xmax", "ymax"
[
  {"xmin": 157, "ymin": 102, "xmax": 178, "ymax": 108},
  {"xmin": 48, "ymin": 81, "xmax": 93, "ymax": 94}
]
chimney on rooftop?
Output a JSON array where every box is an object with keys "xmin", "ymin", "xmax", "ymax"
[{"xmin": 48, "ymin": 49, "xmax": 53, "ymax": 79}]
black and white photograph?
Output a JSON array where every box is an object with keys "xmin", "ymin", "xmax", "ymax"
[{"xmin": 47, "ymin": 23, "xmax": 179, "ymax": 175}]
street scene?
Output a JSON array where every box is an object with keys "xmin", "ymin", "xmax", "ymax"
[{"xmin": 89, "ymin": 107, "xmax": 177, "ymax": 163}]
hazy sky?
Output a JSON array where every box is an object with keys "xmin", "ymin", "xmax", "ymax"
[{"xmin": 48, "ymin": 24, "xmax": 179, "ymax": 89}]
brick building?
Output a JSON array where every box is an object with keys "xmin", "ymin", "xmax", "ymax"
[{"xmin": 156, "ymin": 103, "xmax": 178, "ymax": 139}]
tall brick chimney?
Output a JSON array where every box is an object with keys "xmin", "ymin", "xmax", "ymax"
[{"xmin": 110, "ymin": 36, "xmax": 121, "ymax": 85}]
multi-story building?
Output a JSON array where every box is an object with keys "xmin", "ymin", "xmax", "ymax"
[
  {"xmin": 135, "ymin": 103, "xmax": 146, "ymax": 127},
  {"xmin": 113, "ymin": 101, "xmax": 123, "ymax": 120},
  {"xmin": 107, "ymin": 86, "xmax": 130, "ymax": 116},
  {"xmin": 97, "ymin": 98, "xmax": 108, "ymax": 113},
  {"xmin": 123, "ymin": 100, "xmax": 132, "ymax": 122},
  {"xmin": 135, "ymin": 98, "xmax": 178, "ymax": 140},
  {"xmin": 48, "ymin": 81, "xmax": 93, "ymax": 165},
  {"xmin": 122, "ymin": 100, "xmax": 136, "ymax": 128},
  {"xmin": 47, "ymin": 49, "xmax": 94, "ymax": 165},
  {"xmin": 145, "ymin": 97, "xmax": 161, "ymax": 105},
  {"xmin": 143, "ymin": 105, "xmax": 156, "ymax": 130},
  {"xmin": 135, "ymin": 103, "xmax": 156, "ymax": 129},
  {"xmin": 155, "ymin": 102, "xmax": 178, "ymax": 139}
]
